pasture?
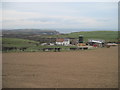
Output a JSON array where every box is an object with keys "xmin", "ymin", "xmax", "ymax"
[
  {"xmin": 2, "ymin": 38, "xmax": 78, "ymax": 52},
  {"xmin": 2, "ymin": 46, "xmax": 118, "ymax": 88},
  {"xmin": 42, "ymin": 31, "xmax": 118, "ymax": 42}
]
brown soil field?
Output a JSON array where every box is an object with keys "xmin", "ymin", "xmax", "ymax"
[{"xmin": 2, "ymin": 46, "xmax": 118, "ymax": 88}]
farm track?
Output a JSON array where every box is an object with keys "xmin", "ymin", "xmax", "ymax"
[{"xmin": 2, "ymin": 46, "xmax": 118, "ymax": 88}]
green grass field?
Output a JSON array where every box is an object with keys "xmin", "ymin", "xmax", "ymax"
[
  {"xmin": 2, "ymin": 38, "xmax": 39, "ymax": 47},
  {"xmin": 2, "ymin": 38, "xmax": 77, "ymax": 52},
  {"xmin": 2, "ymin": 38, "xmax": 39, "ymax": 52},
  {"xmin": 2, "ymin": 31, "xmax": 118, "ymax": 52},
  {"xmin": 41, "ymin": 31, "xmax": 118, "ymax": 42}
]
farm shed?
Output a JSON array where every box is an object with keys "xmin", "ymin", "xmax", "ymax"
[{"xmin": 88, "ymin": 39, "xmax": 105, "ymax": 47}]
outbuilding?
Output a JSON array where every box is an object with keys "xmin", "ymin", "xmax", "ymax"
[{"xmin": 88, "ymin": 39, "xmax": 105, "ymax": 47}]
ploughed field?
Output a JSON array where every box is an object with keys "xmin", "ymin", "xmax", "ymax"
[{"xmin": 2, "ymin": 46, "xmax": 118, "ymax": 88}]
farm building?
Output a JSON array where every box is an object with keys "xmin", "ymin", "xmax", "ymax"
[
  {"xmin": 56, "ymin": 38, "xmax": 70, "ymax": 46},
  {"xmin": 79, "ymin": 35, "xmax": 84, "ymax": 43},
  {"xmin": 69, "ymin": 38, "xmax": 78, "ymax": 45},
  {"xmin": 88, "ymin": 39, "xmax": 105, "ymax": 47}
]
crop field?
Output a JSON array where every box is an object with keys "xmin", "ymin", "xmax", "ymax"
[{"xmin": 2, "ymin": 46, "xmax": 118, "ymax": 88}]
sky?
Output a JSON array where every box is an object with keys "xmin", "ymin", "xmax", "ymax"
[{"xmin": 1, "ymin": 2, "xmax": 118, "ymax": 33}]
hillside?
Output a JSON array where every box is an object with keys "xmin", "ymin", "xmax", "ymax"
[
  {"xmin": 40, "ymin": 31, "xmax": 118, "ymax": 42},
  {"xmin": 2, "ymin": 29, "xmax": 60, "ymax": 38},
  {"xmin": 2, "ymin": 38, "xmax": 39, "ymax": 48},
  {"xmin": 2, "ymin": 30, "xmax": 118, "ymax": 42},
  {"xmin": 2, "ymin": 38, "xmax": 76, "ymax": 52},
  {"xmin": 2, "ymin": 30, "xmax": 119, "ymax": 52}
]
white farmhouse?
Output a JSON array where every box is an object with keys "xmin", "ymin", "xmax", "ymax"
[{"xmin": 56, "ymin": 38, "xmax": 70, "ymax": 46}]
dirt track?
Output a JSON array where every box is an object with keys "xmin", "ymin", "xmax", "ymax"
[{"xmin": 2, "ymin": 47, "xmax": 118, "ymax": 88}]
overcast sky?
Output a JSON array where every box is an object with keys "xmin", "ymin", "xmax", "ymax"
[{"xmin": 1, "ymin": 2, "xmax": 118, "ymax": 33}]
